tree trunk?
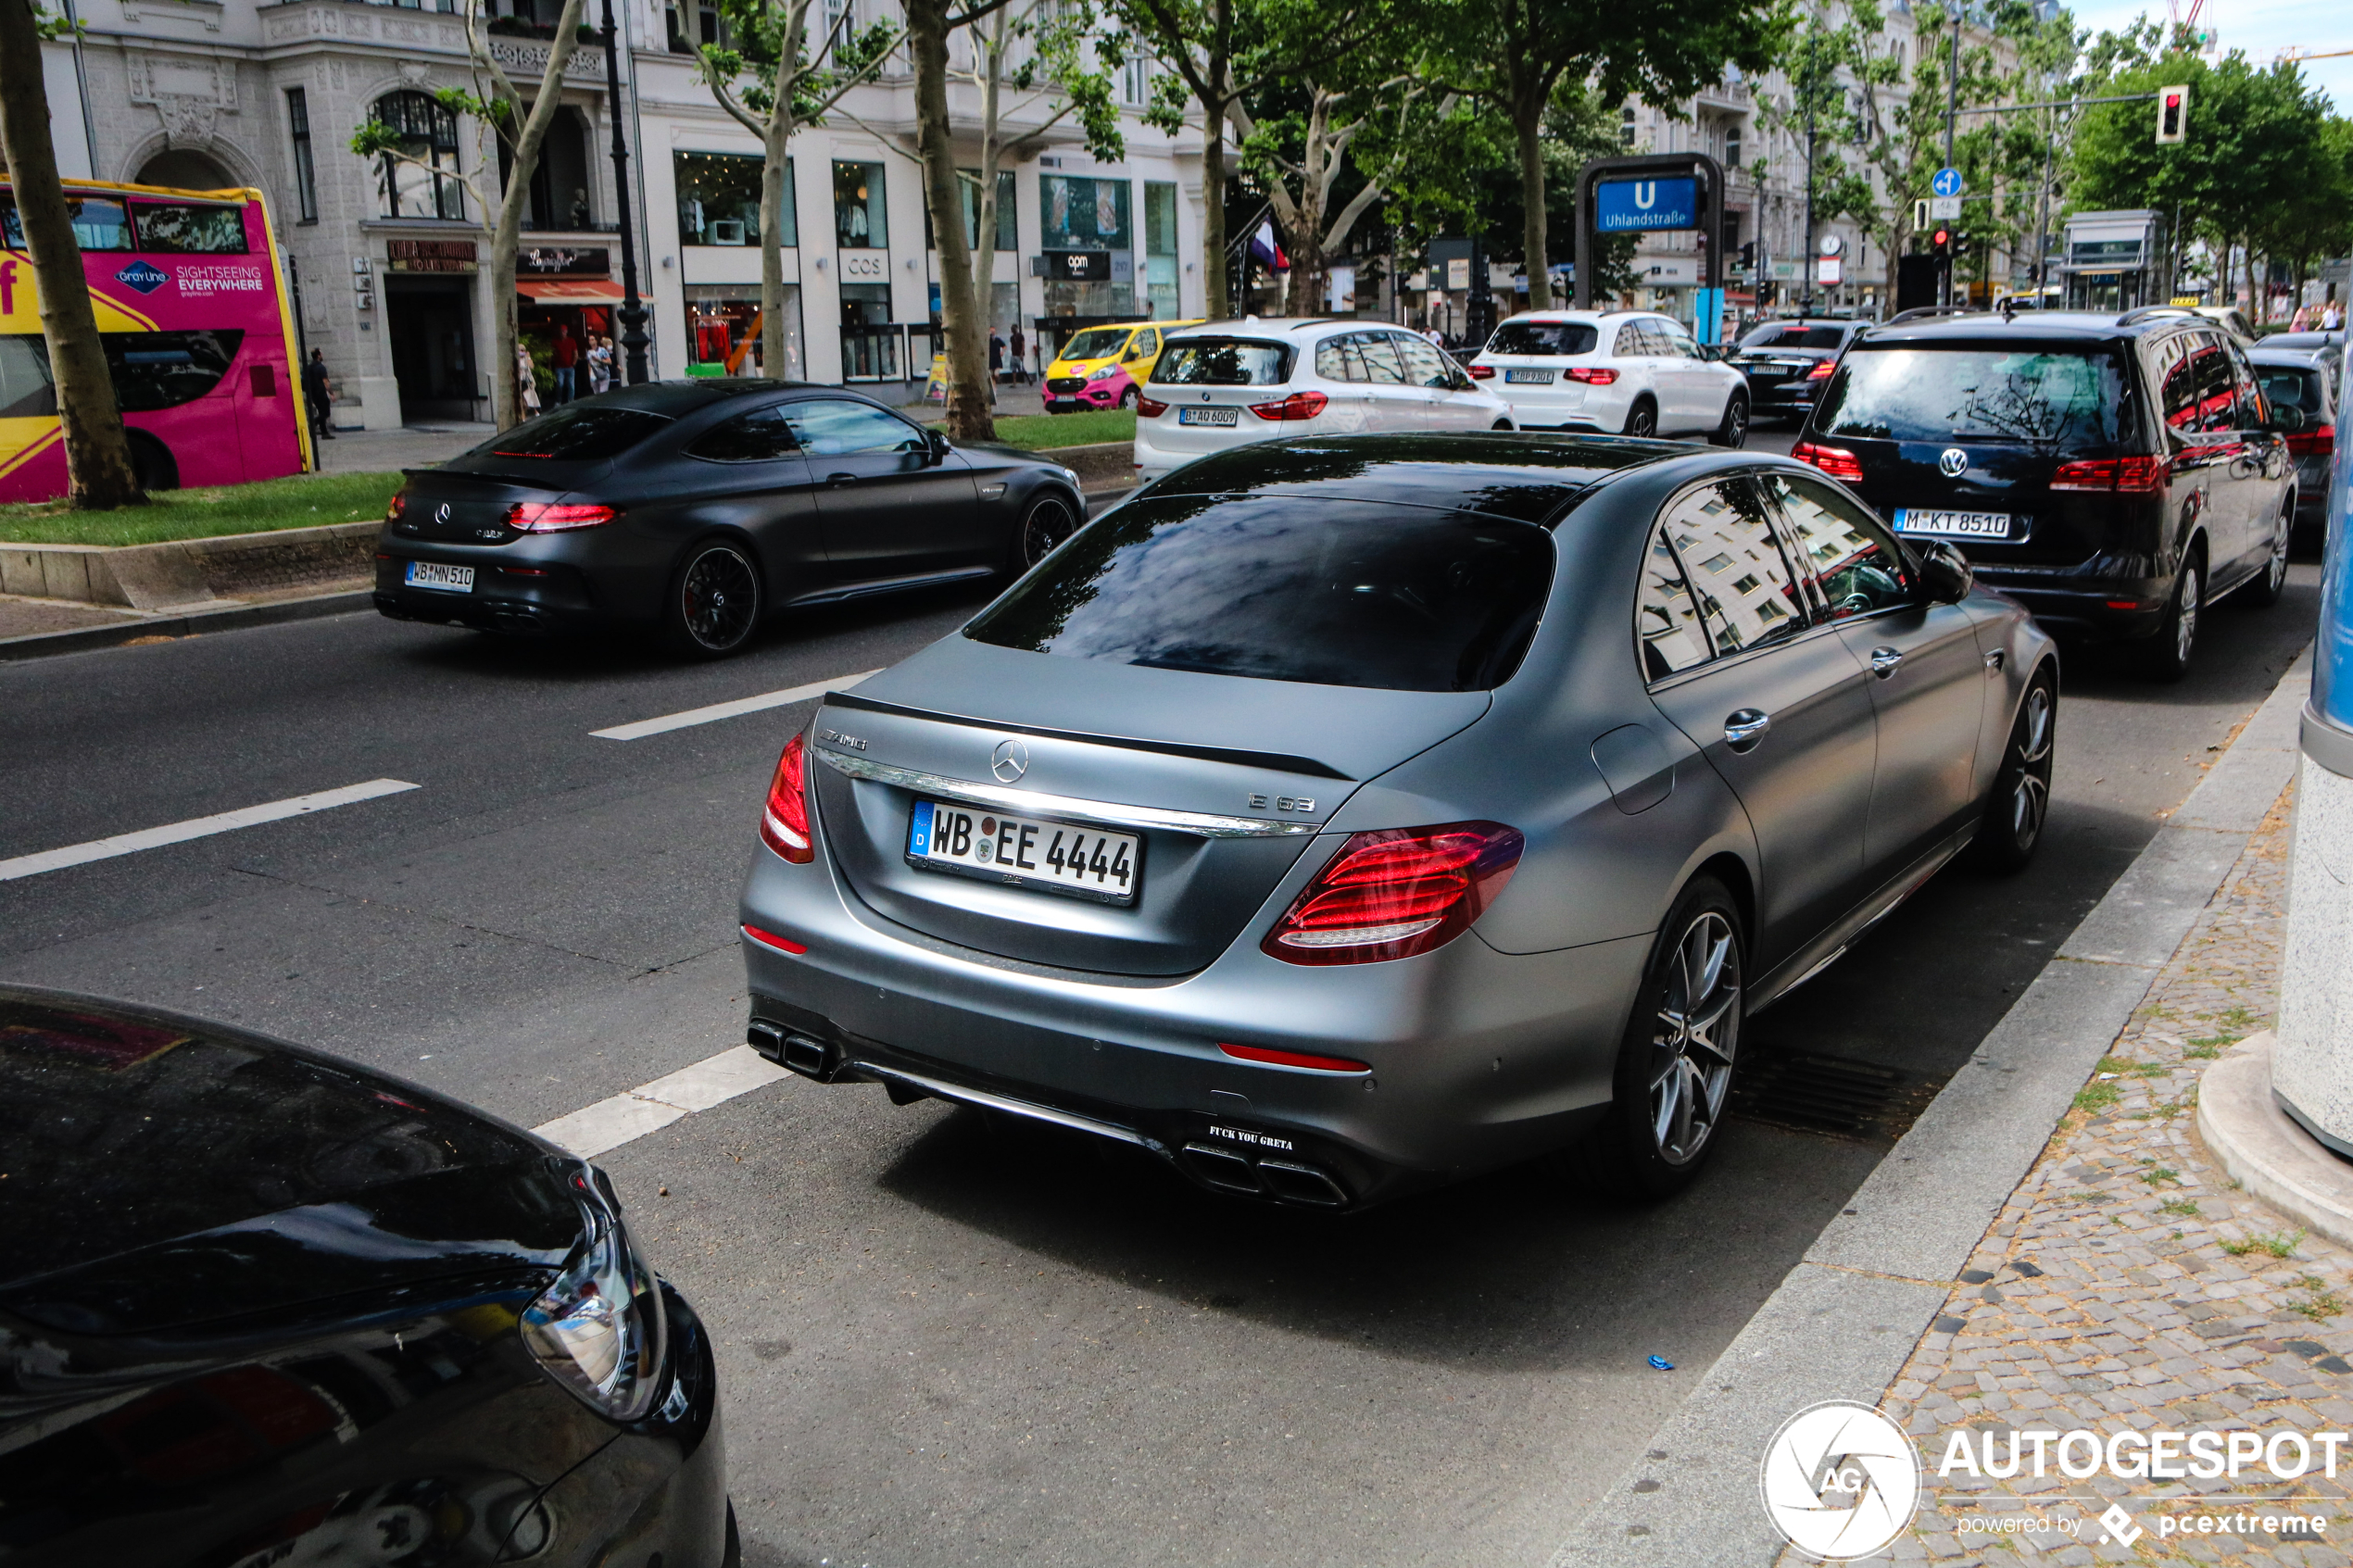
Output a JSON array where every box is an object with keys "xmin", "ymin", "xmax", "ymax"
[
  {"xmin": 482, "ymin": 0, "xmax": 586, "ymax": 429},
  {"xmin": 0, "ymin": 0, "xmax": 144, "ymax": 509},
  {"xmin": 761, "ymin": 109, "xmax": 791, "ymax": 377},
  {"xmin": 968, "ymin": 6, "xmax": 1007, "ymax": 365},
  {"xmin": 1514, "ymin": 81, "xmax": 1550, "ymax": 310},
  {"xmin": 909, "ymin": 0, "xmax": 992, "ymax": 441},
  {"xmin": 1201, "ymin": 107, "xmax": 1229, "ymax": 319}
]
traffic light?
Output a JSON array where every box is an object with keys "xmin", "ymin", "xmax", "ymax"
[
  {"xmin": 2156, "ymin": 84, "xmax": 2189, "ymax": 144},
  {"xmin": 1914, "ymin": 197, "xmax": 1931, "ymax": 232},
  {"xmin": 1739, "ymin": 241, "xmax": 1756, "ymax": 272},
  {"xmin": 1931, "ymin": 227, "xmax": 1953, "ymax": 259}
]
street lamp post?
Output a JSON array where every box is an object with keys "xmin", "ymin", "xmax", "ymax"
[{"xmin": 600, "ymin": 0, "xmax": 650, "ymax": 384}]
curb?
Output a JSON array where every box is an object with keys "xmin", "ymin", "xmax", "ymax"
[
  {"xmin": 2196, "ymin": 1030, "xmax": 2353, "ymax": 1252},
  {"xmin": 1543, "ymin": 646, "xmax": 2313, "ymax": 1567},
  {"xmin": 0, "ymin": 519, "xmax": 383, "ymax": 610},
  {"xmin": 0, "ymin": 588, "xmax": 373, "ymax": 663}
]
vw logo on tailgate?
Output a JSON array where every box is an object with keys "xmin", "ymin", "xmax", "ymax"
[
  {"xmin": 991, "ymin": 738, "xmax": 1029, "ymax": 783},
  {"xmin": 1939, "ymin": 447, "xmax": 1969, "ymax": 477}
]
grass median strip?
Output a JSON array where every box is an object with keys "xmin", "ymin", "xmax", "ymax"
[
  {"xmin": 923, "ymin": 408, "xmax": 1135, "ymax": 449},
  {"xmin": 0, "ymin": 470, "xmax": 403, "ymax": 546}
]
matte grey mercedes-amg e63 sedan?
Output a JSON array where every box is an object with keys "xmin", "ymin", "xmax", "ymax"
[{"xmin": 736, "ymin": 433, "xmax": 2057, "ymax": 1208}]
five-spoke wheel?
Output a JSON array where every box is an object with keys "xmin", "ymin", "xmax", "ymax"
[{"xmin": 1974, "ymin": 674, "xmax": 2056, "ymax": 872}]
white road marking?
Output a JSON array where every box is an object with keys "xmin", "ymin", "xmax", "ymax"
[
  {"xmin": 534, "ymin": 1044, "xmax": 791, "ymax": 1159},
  {"xmin": 592, "ymin": 670, "xmax": 881, "ymax": 741},
  {"xmin": 0, "ymin": 779, "xmax": 422, "ymax": 882}
]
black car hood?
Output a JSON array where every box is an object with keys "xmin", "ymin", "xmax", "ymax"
[{"xmin": 0, "ymin": 987, "xmax": 580, "ymax": 1336}]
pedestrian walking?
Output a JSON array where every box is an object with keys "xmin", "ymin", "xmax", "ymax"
[
  {"xmin": 300, "ymin": 347, "xmax": 335, "ymax": 442},
  {"xmin": 2324, "ymin": 299, "xmax": 2345, "ymax": 332},
  {"xmin": 1010, "ymin": 323, "xmax": 1027, "ymax": 384},
  {"xmin": 517, "ymin": 344, "xmax": 541, "ymax": 418},
  {"xmin": 586, "ymin": 334, "xmax": 612, "ymax": 396},
  {"xmin": 2292, "ymin": 305, "xmax": 2312, "ymax": 332},
  {"xmin": 549, "ymin": 325, "xmax": 579, "ymax": 404},
  {"xmin": 989, "ymin": 329, "xmax": 1006, "ymax": 384}
]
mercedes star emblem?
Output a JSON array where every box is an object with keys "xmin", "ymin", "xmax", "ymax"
[
  {"xmin": 991, "ymin": 738, "xmax": 1030, "ymax": 784},
  {"xmin": 1939, "ymin": 447, "xmax": 1969, "ymax": 477},
  {"xmin": 434, "ymin": 502, "xmax": 452, "ymax": 524}
]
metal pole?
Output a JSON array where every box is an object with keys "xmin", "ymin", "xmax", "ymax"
[
  {"xmin": 602, "ymin": 0, "xmax": 650, "ymax": 384},
  {"xmin": 2033, "ymin": 98, "xmax": 2055, "ymax": 306},
  {"xmin": 1801, "ymin": 79, "xmax": 1817, "ymax": 316},
  {"xmin": 1943, "ymin": 5, "xmax": 1960, "ymax": 307}
]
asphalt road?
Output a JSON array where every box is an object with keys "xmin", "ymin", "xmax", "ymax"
[{"xmin": 0, "ymin": 433, "xmax": 2322, "ymax": 1568}]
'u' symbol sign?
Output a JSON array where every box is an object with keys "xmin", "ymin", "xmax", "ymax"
[{"xmin": 1634, "ymin": 182, "xmax": 1657, "ymax": 209}]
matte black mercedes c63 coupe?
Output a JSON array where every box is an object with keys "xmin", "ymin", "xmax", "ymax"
[
  {"xmin": 736, "ymin": 433, "xmax": 2059, "ymax": 1210},
  {"xmin": 373, "ymin": 382, "xmax": 1088, "ymax": 657},
  {"xmin": 0, "ymin": 985, "xmax": 732, "ymax": 1567}
]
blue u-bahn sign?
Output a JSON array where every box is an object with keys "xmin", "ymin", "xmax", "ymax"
[{"xmin": 1594, "ymin": 177, "xmax": 1700, "ymax": 232}]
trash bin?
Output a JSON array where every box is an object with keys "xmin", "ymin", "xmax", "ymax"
[{"xmin": 2274, "ymin": 373, "xmax": 2353, "ymax": 1150}]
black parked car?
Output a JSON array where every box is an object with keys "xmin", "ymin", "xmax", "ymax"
[
  {"xmin": 374, "ymin": 383, "xmax": 1088, "ymax": 657},
  {"xmin": 1727, "ymin": 317, "xmax": 1871, "ymax": 422},
  {"xmin": 1792, "ymin": 307, "xmax": 2299, "ymax": 680},
  {"xmin": 2248, "ymin": 344, "xmax": 2338, "ymax": 544},
  {"xmin": 0, "ymin": 985, "xmax": 733, "ymax": 1567}
]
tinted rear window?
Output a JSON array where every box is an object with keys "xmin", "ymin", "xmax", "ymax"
[
  {"xmin": 1815, "ymin": 344, "xmax": 2128, "ymax": 446},
  {"xmin": 1743, "ymin": 322, "xmax": 1847, "ymax": 350},
  {"xmin": 965, "ymin": 495, "xmax": 1551, "ymax": 692},
  {"xmin": 2256, "ymin": 365, "xmax": 2325, "ymax": 412},
  {"xmin": 1489, "ymin": 321, "xmax": 1599, "ymax": 357},
  {"xmin": 476, "ymin": 403, "xmax": 673, "ymax": 459},
  {"xmin": 1151, "ymin": 339, "xmax": 1292, "ymax": 386}
]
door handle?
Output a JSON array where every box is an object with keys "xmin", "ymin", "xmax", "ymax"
[
  {"xmin": 1869, "ymin": 646, "xmax": 1904, "ymax": 679},
  {"xmin": 825, "ymin": 471, "xmax": 858, "ymax": 486},
  {"xmin": 1723, "ymin": 709, "xmax": 1771, "ymax": 752}
]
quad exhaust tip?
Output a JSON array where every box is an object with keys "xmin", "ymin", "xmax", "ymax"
[
  {"xmin": 747, "ymin": 1021, "xmax": 833, "ymax": 1080},
  {"xmin": 1179, "ymin": 1141, "xmax": 1349, "ymax": 1208}
]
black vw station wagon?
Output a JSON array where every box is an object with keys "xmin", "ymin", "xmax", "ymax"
[{"xmin": 1792, "ymin": 307, "xmax": 2299, "ymax": 679}]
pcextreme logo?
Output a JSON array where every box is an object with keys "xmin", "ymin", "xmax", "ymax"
[{"xmin": 1760, "ymin": 1400, "xmax": 1921, "ymax": 1561}]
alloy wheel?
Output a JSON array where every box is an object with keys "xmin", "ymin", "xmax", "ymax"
[
  {"xmin": 2174, "ymin": 561, "xmax": 2201, "ymax": 667},
  {"xmin": 1626, "ymin": 400, "xmax": 1657, "ymax": 438},
  {"xmin": 1021, "ymin": 496, "xmax": 1078, "ymax": 570},
  {"xmin": 678, "ymin": 545, "xmax": 759, "ymax": 653},
  {"xmin": 2268, "ymin": 510, "xmax": 2290, "ymax": 595},
  {"xmin": 1648, "ymin": 910, "xmax": 1741, "ymax": 1166},
  {"xmin": 2008, "ymin": 683, "xmax": 2055, "ymax": 849}
]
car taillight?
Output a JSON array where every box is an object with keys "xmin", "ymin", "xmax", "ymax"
[
  {"xmin": 2289, "ymin": 423, "xmax": 2335, "ymax": 459},
  {"xmin": 761, "ymin": 734, "xmax": 812, "ymax": 862},
  {"xmin": 1792, "ymin": 441, "xmax": 1864, "ymax": 481},
  {"xmin": 386, "ymin": 492, "xmax": 408, "ymax": 521},
  {"xmin": 2049, "ymin": 456, "xmax": 2165, "ymax": 494},
  {"xmin": 1248, "ymin": 390, "xmax": 1328, "ymax": 421},
  {"xmin": 1806, "ymin": 359, "xmax": 1836, "ymax": 380},
  {"xmin": 507, "ymin": 502, "xmax": 621, "ymax": 533},
  {"xmin": 1564, "ymin": 367, "xmax": 1619, "ymax": 384},
  {"xmin": 1136, "ymin": 395, "xmax": 1168, "ymax": 417},
  {"xmin": 1467, "ymin": 363, "xmax": 1496, "ymax": 379},
  {"xmin": 1263, "ymin": 822, "xmax": 1523, "ymax": 966}
]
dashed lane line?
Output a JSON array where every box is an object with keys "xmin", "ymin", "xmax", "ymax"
[
  {"xmin": 534, "ymin": 1045, "xmax": 791, "ymax": 1158},
  {"xmin": 590, "ymin": 670, "xmax": 880, "ymax": 741},
  {"xmin": 0, "ymin": 779, "xmax": 422, "ymax": 882}
]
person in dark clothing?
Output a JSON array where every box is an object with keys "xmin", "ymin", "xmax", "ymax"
[
  {"xmin": 1009, "ymin": 323, "xmax": 1027, "ymax": 384},
  {"xmin": 550, "ymin": 325, "xmax": 579, "ymax": 404},
  {"xmin": 989, "ymin": 329, "xmax": 1006, "ymax": 383},
  {"xmin": 302, "ymin": 349, "xmax": 334, "ymax": 441}
]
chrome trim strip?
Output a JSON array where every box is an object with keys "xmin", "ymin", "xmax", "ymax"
[
  {"xmin": 814, "ymin": 748, "xmax": 1319, "ymax": 837},
  {"xmin": 849, "ymin": 1061, "xmax": 1147, "ymax": 1147}
]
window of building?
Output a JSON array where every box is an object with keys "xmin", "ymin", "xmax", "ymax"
[
  {"xmin": 1040, "ymin": 175, "xmax": 1129, "ymax": 250},
  {"xmin": 834, "ymin": 160, "xmax": 886, "ymax": 248},
  {"xmin": 1620, "ymin": 107, "xmax": 1638, "ymax": 147},
  {"xmin": 285, "ymin": 88, "xmax": 319, "ymax": 223},
  {"xmin": 1123, "ymin": 55, "xmax": 1149, "ymax": 106},
  {"xmin": 1724, "ymin": 124, "xmax": 1742, "ymax": 168},
  {"xmin": 371, "ymin": 91, "xmax": 466, "ymax": 221},
  {"xmin": 1144, "ymin": 181, "xmax": 1178, "ymax": 319},
  {"xmin": 677, "ymin": 151, "xmax": 786, "ymax": 247}
]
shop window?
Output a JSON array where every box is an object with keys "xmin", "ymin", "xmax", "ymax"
[
  {"xmin": 959, "ymin": 169, "xmax": 1016, "ymax": 252},
  {"xmin": 1144, "ymin": 182, "xmax": 1178, "ymax": 319},
  {"xmin": 678, "ymin": 151, "xmax": 786, "ymax": 247},
  {"xmin": 371, "ymin": 90, "xmax": 466, "ymax": 221},
  {"xmin": 1040, "ymin": 175, "xmax": 1128, "ymax": 250},
  {"xmin": 834, "ymin": 160, "xmax": 886, "ymax": 248}
]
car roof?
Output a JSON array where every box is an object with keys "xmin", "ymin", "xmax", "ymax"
[
  {"xmin": 1859, "ymin": 309, "xmax": 2206, "ymax": 345},
  {"xmin": 1500, "ymin": 308, "xmax": 1659, "ymax": 323},
  {"xmin": 1138, "ymin": 433, "xmax": 1689, "ymax": 525},
  {"xmin": 2249, "ymin": 345, "xmax": 2331, "ymax": 365},
  {"xmin": 569, "ymin": 378, "xmax": 839, "ymax": 415},
  {"xmin": 1169, "ymin": 317, "xmax": 1355, "ymax": 336}
]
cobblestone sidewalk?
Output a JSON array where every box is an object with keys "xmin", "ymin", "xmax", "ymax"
[{"xmin": 1809, "ymin": 781, "xmax": 2353, "ymax": 1565}]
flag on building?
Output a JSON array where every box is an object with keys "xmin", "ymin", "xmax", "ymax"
[{"xmin": 1249, "ymin": 221, "xmax": 1290, "ymax": 273}]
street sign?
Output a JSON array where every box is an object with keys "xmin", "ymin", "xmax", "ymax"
[
  {"xmin": 1594, "ymin": 177, "xmax": 1700, "ymax": 232},
  {"xmin": 1929, "ymin": 195, "xmax": 1963, "ymax": 220},
  {"xmin": 1818, "ymin": 257, "xmax": 1844, "ymax": 285},
  {"xmin": 1931, "ymin": 167, "xmax": 1963, "ymax": 197}
]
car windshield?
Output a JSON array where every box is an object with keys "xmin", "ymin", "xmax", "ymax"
[
  {"xmin": 1059, "ymin": 329, "xmax": 1131, "ymax": 360},
  {"xmin": 478, "ymin": 404, "xmax": 673, "ymax": 460},
  {"xmin": 2256, "ymin": 365, "xmax": 2325, "ymax": 412},
  {"xmin": 1814, "ymin": 344, "xmax": 2128, "ymax": 445},
  {"xmin": 1488, "ymin": 321, "xmax": 1599, "ymax": 357},
  {"xmin": 1151, "ymin": 339, "xmax": 1292, "ymax": 386},
  {"xmin": 1743, "ymin": 322, "xmax": 1847, "ymax": 350},
  {"xmin": 964, "ymin": 494, "xmax": 1553, "ymax": 692}
]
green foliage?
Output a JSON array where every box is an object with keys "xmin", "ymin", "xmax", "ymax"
[
  {"xmin": 696, "ymin": 0, "xmax": 898, "ymax": 128},
  {"xmin": 0, "ymin": 471, "xmax": 402, "ymax": 546}
]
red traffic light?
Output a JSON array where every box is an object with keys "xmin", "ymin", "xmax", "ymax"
[
  {"xmin": 2165, "ymin": 91, "xmax": 2182, "ymax": 107},
  {"xmin": 1932, "ymin": 228, "xmax": 1951, "ymax": 247}
]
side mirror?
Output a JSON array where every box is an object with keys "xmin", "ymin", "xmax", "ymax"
[
  {"xmin": 926, "ymin": 429, "xmax": 951, "ymax": 463},
  {"xmin": 2268, "ymin": 404, "xmax": 2309, "ymax": 434},
  {"xmin": 1916, "ymin": 539, "xmax": 1973, "ymax": 605}
]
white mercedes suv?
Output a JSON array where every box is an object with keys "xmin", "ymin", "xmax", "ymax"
[
  {"xmin": 1467, "ymin": 310, "xmax": 1749, "ymax": 445},
  {"xmin": 1133, "ymin": 318, "xmax": 1515, "ymax": 481}
]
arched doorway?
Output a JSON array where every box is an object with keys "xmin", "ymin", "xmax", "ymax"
[{"xmin": 135, "ymin": 149, "xmax": 235, "ymax": 191}]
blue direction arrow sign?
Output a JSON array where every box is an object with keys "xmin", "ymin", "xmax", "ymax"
[{"xmin": 1931, "ymin": 166, "xmax": 1964, "ymax": 198}]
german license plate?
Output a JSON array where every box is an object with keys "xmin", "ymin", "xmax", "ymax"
[
  {"xmin": 907, "ymin": 799, "xmax": 1139, "ymax": 906},
  {"xmin": 1894, "ymin": 508, "xmax": 2012, "ymax": 540},
  {"xmin": 405, "ymin": 561, "xmax": 476, "ymax": 592},
  {"xmin": 1178, "ymin": 406, "xmax": 1239, "ymax": 426},
  {"xmin": 1505, "ymin": 368, "xmax": 1555, "ymax": 383}
]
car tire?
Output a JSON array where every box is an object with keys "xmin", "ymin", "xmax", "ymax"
[
  {"xmin": 1622, "ymin": 396, "xmax": 1658, "ymax": 438},
  {"xmin": 1013, "ymin": 491, "xmax": 1081, "ymax": 574},
  {"xmin": 662, "ymin": 538, "xmax": 763, "ymax": 659},
  {"xmin": 126, "ymin": 430, "xmax": 179, "ymax": 491},
  {"xmin": 1118, "ymin": 385, "xmax": 1137, "ymax": 409},
  {"xmin": 2137, "ymin": 547, "xmax": 2203, "ymax": 683},
  {"xmin": 2240, "ymin": 502, "xmax": 2291, "ymax": 608},
  {"xmin": 1491, "ymin": 419, "xmax": 1515, "ymax": 432},
  {"xmin": 1709, "ymin": 391, "xmax": 1750, "ymax": 448},
  {"xmin": 1578, "ymin": 874, "xmax": 1745, "ymax": 1199},
  {"xmin": 1972, "ymin": 671, "xmax": 2056, "ymax": 873}
]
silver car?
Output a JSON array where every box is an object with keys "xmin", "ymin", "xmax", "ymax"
[{"xmin": 737, "ymin": 433, "xmax": 2058, "ymax": 1207}]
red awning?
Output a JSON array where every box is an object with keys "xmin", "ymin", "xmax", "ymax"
[{"xmin": 517, "ymin": 279, "xmax": 623, "ymax": 302}]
